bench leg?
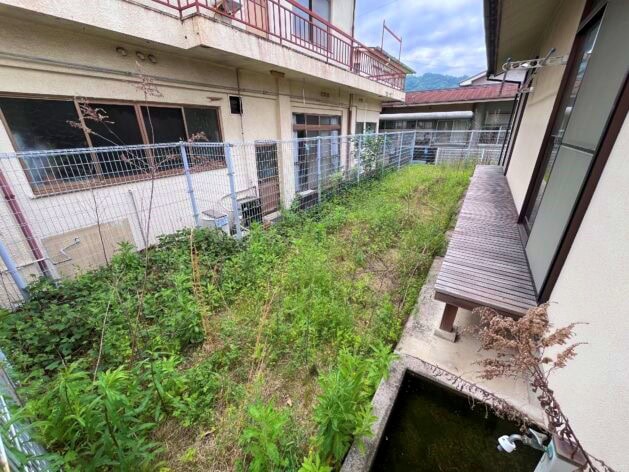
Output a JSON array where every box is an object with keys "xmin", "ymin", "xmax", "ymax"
[{"xmin": 434, "ymin": 303, "xmax": 458, "ymax": 342}]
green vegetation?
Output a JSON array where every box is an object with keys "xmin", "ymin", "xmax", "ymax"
[
  {"xmin": 0, "ymin": 165, "xmax": 470, "ymax": 471},
  {"xmin": 404, "ymin": 72, "xmax": 468, "ymax": 91}
]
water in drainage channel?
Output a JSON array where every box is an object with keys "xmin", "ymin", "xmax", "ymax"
[{"xmin": 371, "ymin": 372, "xmax": 542, "ymax": 471}]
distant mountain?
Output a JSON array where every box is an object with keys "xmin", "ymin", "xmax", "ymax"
[{"xmin": 405, "ymin": 73, "xmax": 469, "ymax": 92}]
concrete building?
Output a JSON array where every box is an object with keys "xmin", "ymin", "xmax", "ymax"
[
  {"xmin": 431, "ymin": 0, "xmax": 628, "ymax": 469},
  {"xmin": 379, "ymin": 76, "xmax": 519, "ymax": 134},
  {"xmin": 0, "ymin": 0, "xmax": 411, "ymax": 297}
]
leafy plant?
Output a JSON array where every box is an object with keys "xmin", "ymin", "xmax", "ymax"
[
  {"xmin": 239, "ymin": 401, "xmax": 292, "ymax": 472},
  {"xmin": 0, "ymin": 165, "xmax": 470, "ymax": 470},
  {"xmin": 298, "ymin": 451, "xmax": 333, "ymax": 472},
  {"xmin": 312, "ymin": 345, "xmax": 396, "ymax": 465}
]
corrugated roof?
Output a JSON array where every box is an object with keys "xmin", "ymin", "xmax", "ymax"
[{"xmin": 396, "ymin": 83, "xmax": 519, "ymax": 106}]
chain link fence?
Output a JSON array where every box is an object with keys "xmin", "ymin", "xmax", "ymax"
[{"xmin": 0, "ymin": 130, "xmax": 504, "ymax": 309}]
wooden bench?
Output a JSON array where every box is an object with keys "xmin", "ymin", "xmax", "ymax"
[{"xmin": 434, "ymin": 165, "xmax": 537, "ymax": 341}]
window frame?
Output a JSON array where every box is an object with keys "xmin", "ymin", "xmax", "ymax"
[
  {"xmin": 0, "ymin": 93, "xmax": 225, "ymax": 196},
  {"xmin": 292, "ymin": 113, "xmax": 342, "ymax": 132}
]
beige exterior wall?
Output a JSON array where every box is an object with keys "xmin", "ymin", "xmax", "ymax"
[
  {"xmin": 546, "ymin": 116, "xmax": 629, "ymax": 471},
  {"xmin": 0, "ymin": 0, "xmax": 403, "ymax": 101},
  {"xmin": 505, "ymin": 0, "xmax": 586, "ymax": 212},
  {"xmin": 0, "ymin": 9, "xmax": 385, "ymax": 303},
  {"xmin": 330, "ymin": 0, "xmax": 355, "ymax": 35}
]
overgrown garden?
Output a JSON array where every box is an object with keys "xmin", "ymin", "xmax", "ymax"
[{"xmin": 0, "ymin": 164, "xmax": 470, "ymax": 471}]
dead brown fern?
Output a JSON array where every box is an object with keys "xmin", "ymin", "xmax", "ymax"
[{"xmin": 472, "ymin": 304, "xmax": 614, "ymax": 472}]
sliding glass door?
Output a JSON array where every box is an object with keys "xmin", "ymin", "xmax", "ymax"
[{"xmin": 524, "ymin": 1, "xmax": 629, "ymax": 291}]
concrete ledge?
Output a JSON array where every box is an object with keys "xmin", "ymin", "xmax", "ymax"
[{"xmin": 341, "ymin": 255, "xmax": 545, "ymax": 471}]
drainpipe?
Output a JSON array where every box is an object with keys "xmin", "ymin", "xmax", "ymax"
[{"xmin": 0, "ymin": 169, "xmax": 51, "ymax": 278}]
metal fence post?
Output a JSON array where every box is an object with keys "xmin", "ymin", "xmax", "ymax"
[
  {"xmin": 317, "ymin": 136, "xmax": 322, "ymax": 203},
  {"xmin": 224, "ymin": 143, "xmax": 243, "ymax": 239},
  {"xmin": 180, "ymin": 142, "xmax": 200, "ymax": 227},
  {"xmin": 382, "ymin": 133, "xmax": 388, "ymax": 175},
  {"xmin": 397, "ymin": 133, "xmax": 404, "ymax": 169},
  {"xmin": 0, "ymin": 238, "xmax": 28, "ymax": 300},
  {"xmin": 411, "ymin": 130, "xmax": 417, "ymax": 165},
  {"xmin": 356, "ymin": 135, "xmax": 362, "ymax": 183}
]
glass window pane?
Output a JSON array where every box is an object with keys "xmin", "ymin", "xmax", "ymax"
[
  {"xmin": 0, "ymin": 97, "xmax": 95, "ymax": 187},
  {"xmin": 88, "ymin": 103, "xmax": 144, "ymax": 147},
  {"xmin": 562, "ymin": 3, "xmax": 626, "ymax": 150},
  {"xmin": 184, "ymin": 107, "xmax": 222, "ymax": 142},
  {"xmin": 294, "ymin": 113, "xmax": 305, "ymax": 125},
  {"xmin": 141, "ymin": 106, "xmax": 186, "ymax": 144},
  {"xmin": 312, "ymin": 0, "xmax": 330, "ymax": 21},
  {"xmin": 0, "ymin": 97, "xmax": 87, "ymax": 151},
  {"xmin": 89, "ymin": 103, "xmax": 147, "ymax": 176},
  {"xmin": 306, "ymin": 114, "xmax": 319, "ymax": 125},
  {"xmin": 524, "ymin": 17, "xmax": 602, "ymax": 230}
]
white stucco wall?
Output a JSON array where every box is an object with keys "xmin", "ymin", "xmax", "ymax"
[
  {"xmin": 331, "ymin": 0, "xmax": 355, "ymax": 35},
  {"xmin": 546, "ymin": 116, "xmax": 629, "ymax": 471},
  {"xmin": 505, "ymin": 0, "xmax": 585, "ymax": 212},
  {"xmin": 0, "ymin": 0, "xmax": 403, "ymax": 101}
]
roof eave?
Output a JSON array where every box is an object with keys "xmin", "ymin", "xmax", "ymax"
[
  {"xmin": 382, "ymin": 96, "xmax": 517, "ymax": 108},
  {"xmin": 484, "ymin": 0, "xmax": 502, "ymax": 76}
]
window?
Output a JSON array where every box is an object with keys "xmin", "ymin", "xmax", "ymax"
[
  {"xmin": 229, "ymin": 96, "xmax": 242, "ymax": 114},
  {"xmin": 355, "ymin": 122, "xmax": 377, "ymax": 134},
  {"xmin": 292, "ymin": 113, "xmax": 341, "ymax": 131},
  {"xmin": 293, "ymin": 0, "xmax": 330, "ymax": 48},
  {"xmin": 0, "ymin": 98, "xmax": 88, "ymax": 151},
  {"xmin": 0, "ymin": 96, "xmax": 224, "ymax": 193},
  {"xmin": 141, "ymin": 106, "xmax": 187, "ymax": 144},
  {"xmin": 184, "ymin": 107, "xmax": 221, "ymax": 142},
  {"xmin": 292, "ymin": 113, "xmax": 341, "ymax": 192}
]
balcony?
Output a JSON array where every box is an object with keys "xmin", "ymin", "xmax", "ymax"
[{"xmin": 148, "ymin": 0, "xmax": 410, "ymax": 90}]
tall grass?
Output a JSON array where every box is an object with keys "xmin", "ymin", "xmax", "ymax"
[{"xmin": 0, "ymin": 165, "xmax": 470, "ymax": 470}]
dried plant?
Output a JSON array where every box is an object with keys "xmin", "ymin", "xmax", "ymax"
[{"xmin": 472, "ymin": 304, "xmax": 614, "ymax": 472}]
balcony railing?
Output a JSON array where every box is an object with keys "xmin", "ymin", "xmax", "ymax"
[{"xmin": 146, "ymin": 0, "xmax": 407, "ymax": 90}]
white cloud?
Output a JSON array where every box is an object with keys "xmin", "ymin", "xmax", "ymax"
[{"xmin": 355, "ymin": 0, "xmax": 487, "ymax": 76}]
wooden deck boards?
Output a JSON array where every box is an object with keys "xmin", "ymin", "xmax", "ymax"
[{"xmin": 434, "ymin": 166, "xmax": 537, "ymax": 317}]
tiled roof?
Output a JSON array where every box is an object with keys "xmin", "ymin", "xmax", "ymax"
[{"xmin": 398, "ymin": 83, "xmax": 519, "ymax": 106}]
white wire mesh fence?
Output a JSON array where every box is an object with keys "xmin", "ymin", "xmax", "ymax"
[{"xmin": 0, "ymin": 130, "xmax": 504, "ymax": 309}]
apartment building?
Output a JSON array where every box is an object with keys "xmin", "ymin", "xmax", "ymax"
[
  {"xmin": 380, "ymin": 76, "xmax": 519, "ymax": 136},
  {"xmin": 0, "ymin": 0, "xmax": 410, "ymax": 297}
]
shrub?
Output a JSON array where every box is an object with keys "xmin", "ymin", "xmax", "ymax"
[
  {"xmin": 239, "ymin": 401, "xmax": 292, "ymax": 472},
  {"xmin": 313, "ymin": 344, "xmax": 396, "ymax": 465}
]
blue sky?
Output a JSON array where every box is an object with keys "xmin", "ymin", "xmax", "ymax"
[{"xmin": 354, "ymin": 0, "xmax": 487, "ymax": 77}]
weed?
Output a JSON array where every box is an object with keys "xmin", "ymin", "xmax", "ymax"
[{"xmin": 0, "ymin": 165, "xmax": 470, "ymax": 470}]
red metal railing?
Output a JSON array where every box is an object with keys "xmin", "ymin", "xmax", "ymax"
[{"xmin": 146, "ymin": 0, "xmax": 407, "ymax": 90}]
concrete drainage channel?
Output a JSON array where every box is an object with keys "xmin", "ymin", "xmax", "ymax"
[{"xmin": 341, "ymin": 256, "xmax": 547, "ymax": 472}]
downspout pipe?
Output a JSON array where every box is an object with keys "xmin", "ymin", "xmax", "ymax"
[{"xmin": 0, "ymin": 169, "xmax": 51, "ymax": 279}]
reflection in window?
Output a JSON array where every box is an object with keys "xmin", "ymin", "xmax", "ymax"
[
  {"xmin": 89, "ymin": 103, "xmax": 148, "ymax": 176},
  {"xmin": 0, "ymin": 97, "xmax": 226, "ymax": 192},
  {"xmin": 0, "ymin": 97, "xmax": 94, "ymax": 187},
  {"xmin": 524, "ymin": 16, "xmax": 602, "ymax": 231}
]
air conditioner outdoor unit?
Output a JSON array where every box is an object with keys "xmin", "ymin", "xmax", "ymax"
[
  {"xmin": 238, "ymin": 196, "xmax": 263, "ymax": 228},
  {"xmin": 200, "ymin": 209, "xmax": 230, "ymax": 234}
]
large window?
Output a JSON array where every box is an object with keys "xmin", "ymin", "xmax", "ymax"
[
  {"xmin": 356, "ymin": 122, "xmax": 377, "ymax": 134},
  {"xmin": 293, "ymin": 0, "xmax": 331, "ymax": 49},
  {"xmin": 292, "ymin": 113, "xmax": 341, "ymax": 192},
  {"xmin": 0, "ymin": 96, "xmax": 223, "ymax": 193}
]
